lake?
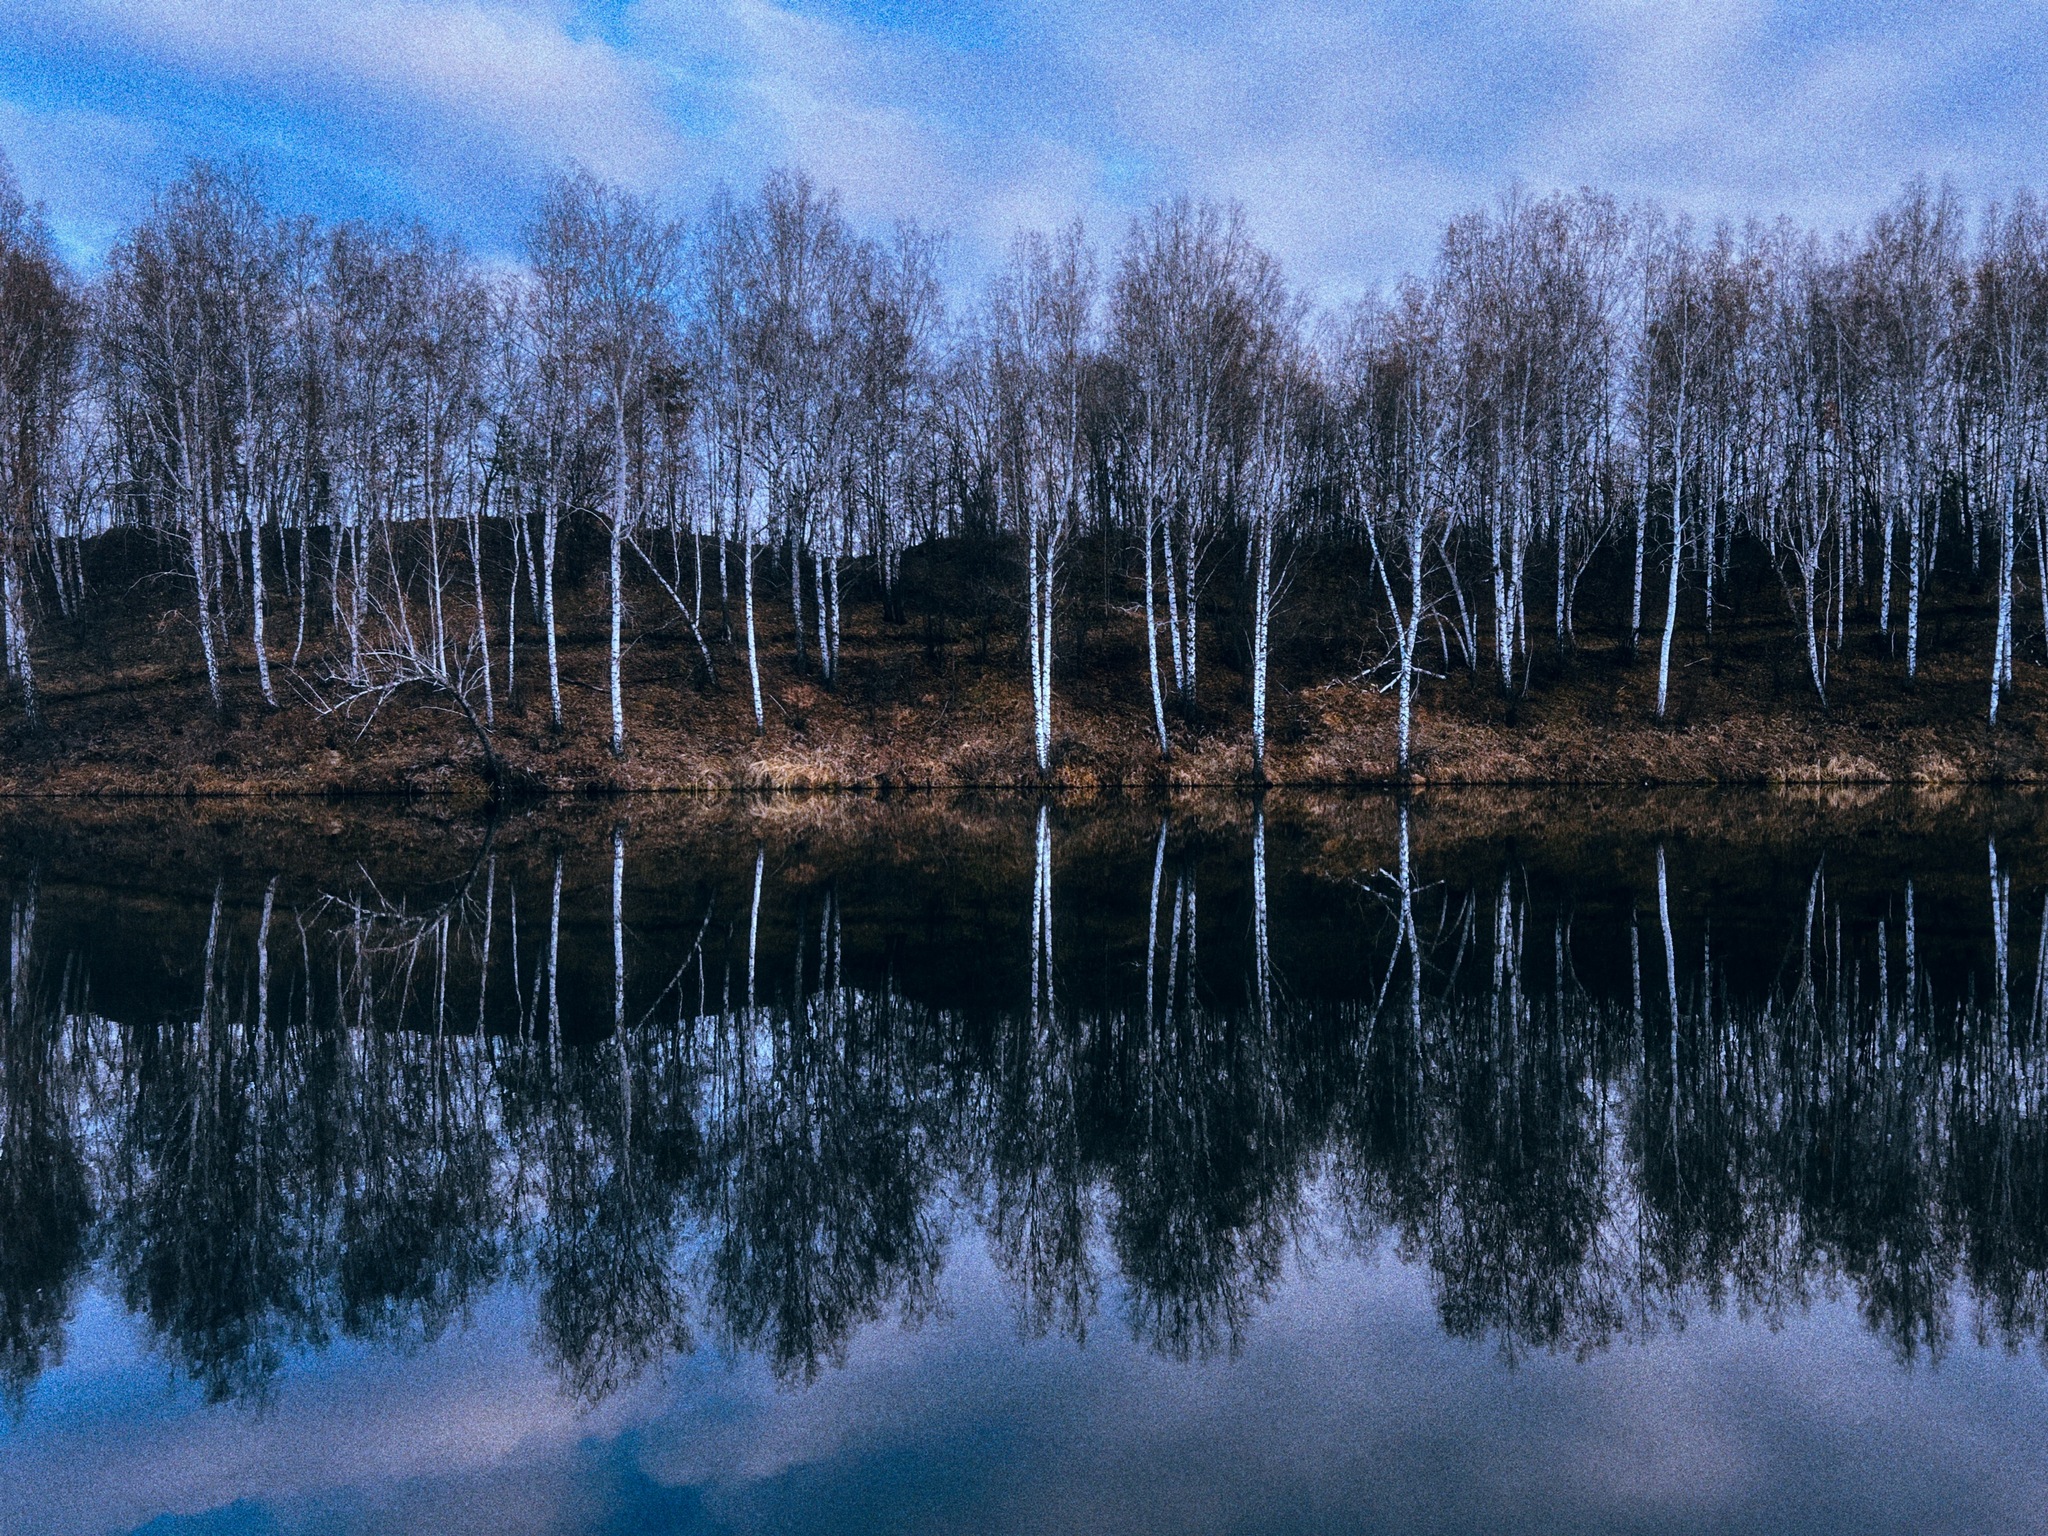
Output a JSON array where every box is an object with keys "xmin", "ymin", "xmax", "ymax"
[{"xmin": 4, "ymin": 790, "xmax": 2048, "ymax": 1535}]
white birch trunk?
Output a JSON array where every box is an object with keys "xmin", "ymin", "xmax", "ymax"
[
  {"xmin": 249, "ymin": 508, "xmax": 274, "ymax": 707},
  {"xmin": 1879, "ymin": 466, "xmax": 1895, "ymax": 636},
  {"xmin": 1801, "ymin": 551, "xmax": 1827, "ymax": 705},
  {"xmin": 292, "ymin": 518, "xmax": 309, "ymax": 667},
  {"xmin": 191, "ymin": 516, "xmax": 223, "ymax": 712},
  {"xmin": 1631, "ymin": 457, "xmax": 1649, "ymax": 652},
  {"xmin": 426, "ymin": 509, "xmax": 446, "ymax": 677},
  {"xmin": 1143, "ymin": 511, "xmax": 1170, "ymax": 757},
  {"xmin": 611, "ymin": 398, "xmax": 629, "ymax": 758},
  {"xmin": 1490, "ymin": 486, "xmax": 1510, "ymax": 690},
  {"xmin": 1906, "ymin": 460, "xmax": 1923, "ymax": 678},
  {"xmin": 1399, "ymin": 515, "xmax": 1424, "ymax": 774},
  {"xmin": 542, "ymin": 499, "xmax": 562, "ymax": 730},
  {"xmin": 609, "ymin": 517, "xmax": 625, "ymax": 757},
  {"xmin": 1249, "ymin": 510, "xmax": 1272, "ymax": 779},
  {"xmin": 1161, "ymin": 518, "xmax": 1186, "ymax": 694},
  {"xmin": 506, "ymin": 509, "xmax": 521, "ymax": 707},
  {"xmin": 1, "ymin": 556, "xmax": 33, "ymax": 720},
  {"xmin": 1026, "ymin": 508, "xmax": 1053, "ymax": 775},
  {"xmin": 1656, "ymin": 396, "xmax": 1685, "ymax": 720},
  {"xmin": 1994, "ymin": 472, "xmax": 2015, "ymax": 725},
  {"xmin": 467, "ymin": 508, "xmax": 494, "ymax": 727},
  {"xmin": 814, "ymin": 548, "xmax": 830, "ymax": 684},
  {"xmin": 743, "ymin": 537, "xmax": 763, "ymax": 735},
  {"xmin": 789, "ymin": 537, "xmax": 807, "ymax": 675}
]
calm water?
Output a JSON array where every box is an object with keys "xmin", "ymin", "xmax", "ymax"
[{"xmin": 5, "ymin": 791, "xmax": 2048, "ymax": 1535}]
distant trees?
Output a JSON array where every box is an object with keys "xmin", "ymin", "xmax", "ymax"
[
  {"xmin": 14, "ymin": 156, "xmax": 2048, "ymax": 774},
  {"xmin": 0, "ymin": 156, "xmax": 76, "ymax": 717}
]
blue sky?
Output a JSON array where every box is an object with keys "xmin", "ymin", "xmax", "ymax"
[{"xmin": 0, "ymin": 1, "xmax": 2041, "ymax": 298}]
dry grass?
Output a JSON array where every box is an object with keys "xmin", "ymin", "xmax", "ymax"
[{"xmin": 6, "ymin": 524, "xmax": 2048, "ymax": 795}]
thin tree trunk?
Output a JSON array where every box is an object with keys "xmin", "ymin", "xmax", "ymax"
[
  {"xmin": 1161, "ymin": 517, "xmax": 1185, "ymax": 693},
  {"xmin": 611, "ymin": 388, "xmax": 629, "ymax": 758},
  {"xmin": 1144, "ymin": 511, "xmax": 1170, "ymax": 757},
  {"xmin": 1631, "ymin": 462, "xmax": 1648, "ymax": 654},
  {"xmin": 1906, "ymin": 464, "xmax": 1923, "ymax": 678},
  {"xmin": 1027, "ymin": 509, "xmax": 1050, "ymax": 775},
  {"xmin": 1991, "ymin": 470, "xmax": 2014, "ymax": 724},
  {"xmin": 242, "ymin": 522, "xmax": 270, "ymax": 685},
  {"xmin": 1, "ymin": 555, "xmax": 33, "ymax": 720},
  {"xmin": 743, "ymin": 538, "xmax": 763, "ymax": 735},
  {"xmin": 1249, "ymin": 512, "xmax": 1272, "ymax": 780},
  {"xmin": 543, "ymin": 498, "xmax": 562, "ymax": 731},
  {"xmin": 191, "ymin": 516, "xmax": 223, "ymax": 713},
  {"xmin": 1399, "ymin": 514, "xmax": 1424, "ymax": 774},
  {"xmin": 1657, "ymin": 396, "xmax": 1685, "ymax": 720},
  {"xmin": 609, "ymin": 516, "xmax": 625, "ymax": 757},
  {"xmin": 467, "ymin": 507, "xmax": 494, "ymax": 727},
  {"xmin": 292, "ymin": 516, "xmax": 309, "ymax": 666},
  {"xmin": 789, "ymin": 535, "xmax": 807, "ymax": 674}
]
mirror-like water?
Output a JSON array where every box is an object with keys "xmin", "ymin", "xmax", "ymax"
[{"xmin": 6, "ymin": 791, "xmax": 2048, "ymax": 1535}]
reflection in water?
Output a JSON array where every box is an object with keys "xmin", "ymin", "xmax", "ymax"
[{"xmin": 4, "ymin": 798, "xmax": 2048, "ymax": 1413}]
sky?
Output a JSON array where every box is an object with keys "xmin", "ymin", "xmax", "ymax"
[
  {"xmin": 12, "ymin": 1242, "xmax": 2048, "ymax": 1535},
  {"xmin": 0, "ymin": 1, "xmax": 2041, "ymax": 301}
]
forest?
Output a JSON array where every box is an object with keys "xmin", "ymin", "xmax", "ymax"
[{"xmin": 2, "ymin": 151, "xmax": 2047, "ymax": 791}]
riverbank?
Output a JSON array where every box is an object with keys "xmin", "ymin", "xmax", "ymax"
[
  {"xmin": 4, "ymin": 529, "xmax": 2044, "ymax": 797},
  {"xmin": 1, "ymin": 648, "xmax": 2039, "ymax": 798}
]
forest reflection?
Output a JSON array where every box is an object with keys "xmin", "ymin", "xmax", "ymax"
[{"xmin": 4, "ymin": 795, "xmax": 2048, "ymax": 1411}]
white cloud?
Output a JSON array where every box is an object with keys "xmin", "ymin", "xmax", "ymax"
[
  {"xmin": 628, "ymin": 0, "xmax": 1126, "ymax": 285},
  {"xmin": 12, "ymin": 0, "xmax": 684, "ymax": 187},
  {"xmin": 5, "ymin": 0, "xmax": 2047, "ymax": 296},
  {"xmin": 0, "ymin": 97, "xmax": 161, "ymax": 263}
]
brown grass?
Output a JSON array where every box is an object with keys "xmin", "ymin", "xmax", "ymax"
[{"xmin": 5, "ymin": 523, "xmax": 2048, "ymax": 795}]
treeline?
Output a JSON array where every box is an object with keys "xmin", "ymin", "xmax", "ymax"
[{"xmin": 2, "ymin": 152, "xmax": 2045, "ymax": 777}]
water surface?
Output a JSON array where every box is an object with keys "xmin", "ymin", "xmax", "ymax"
[{"xmin": 4, "ymin": 790, "xmax": 2048, "ymax": 1535}]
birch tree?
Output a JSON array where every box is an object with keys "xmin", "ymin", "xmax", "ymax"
[
  {"xmin": 1112, "ymin": 199, "xmax": 1287, "ymax": 750},
  {"xmin": 1341, "ymin": 288, "xmax": 1453, "ymax": 776},
  {"xmin": 0, "ymin": 157, "xmax": 75, "ymax": 718},
  {"xmin": 103, "ymin": 165, "xmax": 284, "ymax": 714},
  {"xmin": 984, "ymin": 223, "xmax": 1094, "ymax": 776},
  {"xmin": 530, "ymin": 173, "xmax": 682, "ymax": 758}
]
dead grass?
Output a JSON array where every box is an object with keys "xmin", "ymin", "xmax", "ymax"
[{"xmin": 6, "ymin": 524, "xmax": 2048, "ymax": 794}]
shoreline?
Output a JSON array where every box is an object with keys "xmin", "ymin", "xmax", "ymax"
[{"xmin": 2, "ymin": 706, "xmax": 2039, "ymax": 798}]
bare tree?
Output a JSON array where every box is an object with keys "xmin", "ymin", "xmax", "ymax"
[
  {"xmin": 983, "ymin": 223, "xmax": 1095, "ymax": 775},
  {"xmin": 103, "ymin": 164, "xmax": 286, "ymax": 714},
  {"xmin": 1341, "ymin": 289, "xmax": 1453, "ymax": 776},
  {"xmin": 529, "ymin": 172, "xmax": 683, "ymax": 758},
  {"xmin": 1112, "ymin": 200, "xmax": 1281, "ymax": 749},
  {"xmin": 0, "ymin": 156, "xmax": 76, "ymax": 718}
]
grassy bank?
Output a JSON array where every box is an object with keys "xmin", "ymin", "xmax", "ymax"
[{"xmin": 3, "ymin": 524, "xmax": 2046, "ymax": 796}]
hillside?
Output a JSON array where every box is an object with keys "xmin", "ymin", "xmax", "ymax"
[{"xmin": 2, "ymin": 522, "xmax": 2044, "ymax": 797}]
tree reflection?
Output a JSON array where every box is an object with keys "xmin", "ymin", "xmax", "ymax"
[
  {"xmin": 698, "ymin": 882, "xmax": 947, "ymax": 1382},
  {"xmin": 8, "ymin": 808, "xmax": 2048, "ymax": 1406},
  {"xmin": 0, "ymin": 879, "xmax": 91, "ymax": 1407}
]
